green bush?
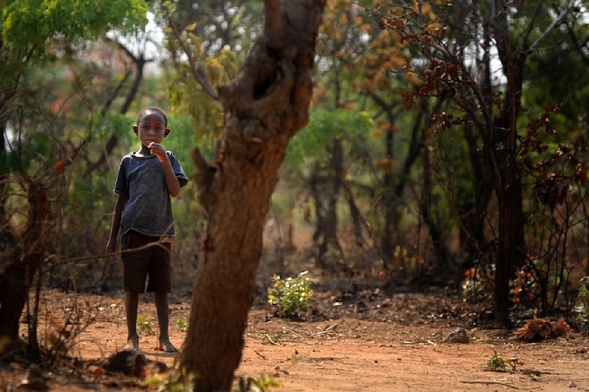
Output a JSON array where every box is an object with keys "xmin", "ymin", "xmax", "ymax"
[{"xmin": 267, "ymin": 271, "xmax": 313, "ymax": 318}]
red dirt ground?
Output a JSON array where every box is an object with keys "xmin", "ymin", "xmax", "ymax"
[{"xmin": 2, "ymin": 287, "xmax": 589, "ymax": 392}]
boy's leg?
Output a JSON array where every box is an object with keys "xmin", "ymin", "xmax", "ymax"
[
  {"xmin": 146, "ymin": 239, "xmax": 176, "ymax": 352},
  {"xmin": 154, "ymin": 291, "xmax": 177, "ymax": 352},
  {"xmin": 124, "ymin": 290, "xmax": 140, "ymax": 349},
  {"xmin": 121, "ymin": 231, "xmax": 151, "ymax": 350}
]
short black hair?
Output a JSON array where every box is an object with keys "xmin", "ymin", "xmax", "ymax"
[{"xmin": 135, "ymin": 106, "xmax": 168, "ymax": 127}]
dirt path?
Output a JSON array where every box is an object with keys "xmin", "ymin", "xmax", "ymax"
[
  {"xmin": 238, "ymin": 314, "xmax": 589, "ymax": 392},
  {"xmin": 3, "ymin": 290, "xmax": 589, "ymax": 391}
]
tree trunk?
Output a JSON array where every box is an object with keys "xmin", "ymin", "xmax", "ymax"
[
  {"xmin": 491, "ymin": 113, "xmax": 526, "ymax": 324},
  {"xmin": 493, "ymin": 157, "xmax": 524, "ymax": 325},
  {"xmin": 489, "ymin": 0, "xmax": 527, "ymax": 326},
  {"xmin": 491, "ymin": 57, "xmax": 526, "ymax": 326},
  {"xmin": 382, "ymin": 111, "xmax": 423, "ymax": 278},
  {"xmin": 0, "ymin": 117, "xmax": 8, "ymax": 230},
  {"xmin": 420, "ymin": 123, "xmax": 452, "ymax": 274},
  {"xmin": 0, "ymin": 180, "xmax": 50, "ymax": 352},
  {"xmin": 380, "ymin": 124, "xmax": 396, "ymax": 266},
  {"xmin": 458, "ymin": 123, "xmax": 494, "ymax": 268},
  {"xmin": 179, "ymin": 1, "xmax": 326, "ymax": 390},
  {"xmin": 310, "ymin": 139, "xmax": 344, "ymax": 270}
]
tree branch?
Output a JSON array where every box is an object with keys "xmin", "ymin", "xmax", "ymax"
[
  {"xmin": 168, "ymin": 16, "xmax": 219, "ymax": 100},
  {"xmin": 528, "ymin": 0, "xmax": 577, "ymax": 53}
]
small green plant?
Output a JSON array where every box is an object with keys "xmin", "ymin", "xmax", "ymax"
[
  {"xmin": 175, "ymin": 317, "xmax": 189, "ymax": 331},
  {"xmin": 267, "ymin": 271, "xmax": 313, "ymax": 318},
  {"xmin": 137, "ymin": 314, "xmax": 154, "ymax": 336},
  {"xmin": 487, "ymin": 349, "xmax": 514, "ymax": 372},
  {"xmin": 144, "ymin": 368, "xmax": 195, "ymax": 392},
  {"xmin": 234, "ymin": 374, "xmax": 283, "ymax": 392}
]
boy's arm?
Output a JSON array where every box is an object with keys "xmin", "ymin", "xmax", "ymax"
[
  {"xmin": 106, "ymin": 193, "xmax": 128, "ymax": 259},
  {"xmin": 148, "ymin": 142, "xmax": 182, "ymax": 197},
  {"xmin": 161, "ymin": 157, "xmax": 181, "ymax": 197}
]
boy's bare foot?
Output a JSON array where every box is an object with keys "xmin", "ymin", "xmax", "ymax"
[
  {"xmin": 125, "ymin": 336, "xmax": 140, "ymax": 351},
  {"xmin": 158, "ymin": 339, "xmax": 178, "ymax": 353}
]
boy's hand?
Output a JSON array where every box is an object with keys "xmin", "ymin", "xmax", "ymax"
[
  {"xmin": 106, "ymin": 242, "xmax": 117, "ymax": 260},
  {"xmin": 148, "ymin": 142, "xmax": 167, "ymax": 163}
]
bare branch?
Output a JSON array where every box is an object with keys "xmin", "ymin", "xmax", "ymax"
[
  {"xmin": 168, "ymin": 16, "xmax": 219, "ymax": 100},
  {"xmin": 528, "ymin": 0, "xmax": 577, "ymax": 52}
]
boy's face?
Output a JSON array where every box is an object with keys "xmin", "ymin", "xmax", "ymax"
[{"xmin": 133, "ymin": 111, "xmax": 170, "ymax": 147}]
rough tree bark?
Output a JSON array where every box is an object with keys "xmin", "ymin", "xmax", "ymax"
[
  {"xmin": 0, "ymin": 180, "xmax": 50, "ymax": 352},
  {"xmin": 490, "ymin": 0, "xmax": 527, "ymax": 325},
  {"xmin": 179, "ymin": 1, "xmax": 326, "ymax": 390}
]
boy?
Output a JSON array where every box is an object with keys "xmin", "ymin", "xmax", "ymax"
[{"xmin": 106, "ymin": 106, "xmax": 188, "ymax": 352}]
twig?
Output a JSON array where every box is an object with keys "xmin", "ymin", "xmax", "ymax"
[
  {"xmin": 452, "ymin": 372, "xmax": 522, "ymax": 389},
  {"xmin": 265, "ymin": 334, "xmax": 280, "ymax": 345},
  {"xmin": 254, "ymin": 350, "xmax": 267, "ymax": 360},
  {"xmin": 315, "ymin": 323, "xmax": 339, "ymax": 335}
]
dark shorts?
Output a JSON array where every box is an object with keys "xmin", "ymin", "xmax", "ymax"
[{"xmin": 121, "ymin": 230, "xmax": 172, "ymax": 293}]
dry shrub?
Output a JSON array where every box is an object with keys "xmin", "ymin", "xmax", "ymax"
[{"xmin": 514, "ymin": 317, "xmax": 570, "ymax": 341}]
